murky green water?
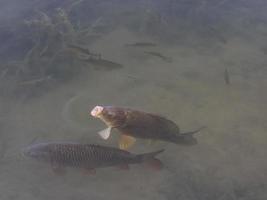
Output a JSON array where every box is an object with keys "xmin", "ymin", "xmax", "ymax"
[{"xmin": 1, "ymin": 1, "xmax": 267, "ymax": 200}]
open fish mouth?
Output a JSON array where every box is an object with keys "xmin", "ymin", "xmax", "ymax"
[{"xmin": 91, "ymin": 106, "xmax": 104, "ymax": 117}]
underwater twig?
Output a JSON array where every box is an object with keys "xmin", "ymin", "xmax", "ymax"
[
  {"xmin": 224, "ymin": 68, "xmax": 230, "ymax": 85},
  {"xmin": 0, "ymin": 68, "xmax": 9, "ymax": 80},
  {"xmin": 65, "ymin": 0, "xmax": 85, "ymax": 13},
  {"xmin": 39, "ymin": 45, "xmax": 49, "ymax": 57},
  {"xmin": 19, "ymin": 75, "xmax": 52, "ymax": 86},
  {"xmin": 55, "ymin": 8, "xmax": 75, "ymax": 34}
]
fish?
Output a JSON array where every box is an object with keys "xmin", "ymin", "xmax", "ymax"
[
  {"xmin": 144, "ymin": 51, "xmax": 173, "ymax": 63},
  {"xmin": 124, "ymin": 42, "xmax": 157, "ymax": 47},
  {"xmin": 224, "ymin": 68, "xmax": 230, "ymax": 85},
  {"xmin": 66, "ymin": 44, "xmax": 101, "ymax": 58},
  {"xmin": 90, "ymin": 106, "xmax": 204, "ymax": 149},
  {"xmin": 81, "ymin": 57, "xmax": 123, "ymax": 70},
  {"xmin": 67, "ymin": 43, "xmax": 91, "ymax": 55},
  {"xmin": 23, "ymin": 142, "xmax": 164, "ymax": 174}
]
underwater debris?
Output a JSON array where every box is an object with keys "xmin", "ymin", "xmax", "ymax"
[
  {"xmin": 19, "ymin": 75, "xmax": 53, "ymax": 86},
  {"xmin": 0, "ymin": 137, "xmax": 7, "ymax": 162},
  {"xmin": 54, "ymin": 8, "xmax": 75, "ymax": 38},
  {"xmin": 0, "ymin": 68, "xmax": 9, "ymax": 80},
  {"xmin": 0, "ymin": 62, "xmax": 26, "ymax": 81},
  {"xmin": 224, "ymin": 68, "xmax": 230, "ymax": 85},
  {"xmin": 144, "ymin": 51, "xmax": 172, "ymax": 63},
  {"xmin": 205, "ymin": 26, "xmax": 227, "ymax": 44}
]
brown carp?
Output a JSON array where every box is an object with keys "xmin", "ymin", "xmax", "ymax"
[
  {"xmin": 90, "ymin": 106, "xmax": 204, "ymax": 149},
  {"xmin": 23, "ymin": 142, "xmax": 164, "ymax": 174}
]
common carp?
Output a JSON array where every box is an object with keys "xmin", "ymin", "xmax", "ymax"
[
  {"xmin": 90, "ymin": 106, "xmax": 204, "ymax": 149},
  {"xmin": 23, "ymin": 142, "xmax": 164, "ymax": 174}
]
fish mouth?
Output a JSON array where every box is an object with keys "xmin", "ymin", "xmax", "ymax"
[{"xmin": 91, "ymin": 106, "xmax": 104, "ymax": 117}]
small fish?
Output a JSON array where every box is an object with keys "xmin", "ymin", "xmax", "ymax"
[
  {"xmin": 82, "ymin": 58, "xmax": 123, "ymax": 70},
  {"xmin": 23, "ymin": 142, "xmax": 164, "ymax": 174},
  {"xmin": 67, "ymin": 44, "xmax": 101, "ymax": 58},
  {"xmin": 67, "ymin": 43, "xmax": 90, "ymax": 54},
  {"xmin": 90, "ymin": 106, "xmax": 204, "ymax": 149},
  {"xmin": 124, "ymin": 42, "xmax": 157, "ymax": 47},
  {"xmin": 224, "ymin": 68, "xmax": 230, "ymax": 85},
  {"xmin": 144, "ymin": 51, "xmax": 172, "ymax": 63}
]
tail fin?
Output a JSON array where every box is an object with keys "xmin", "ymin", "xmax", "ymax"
[
  {"xmin": 136, "ymin": 149, "xmax": 164, "ymax": 171},
  {"xmin": 175, "ymin": 126, "xmax": 206, "ymax": 145}
]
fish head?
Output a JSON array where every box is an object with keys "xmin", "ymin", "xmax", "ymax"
[
  {"xmin": 22, "ymin": 143, "xmax": 50, "ymax": 162},
  {"xmin": 90, "ymin": 105, "xmax": 126, "ymax": 127}
]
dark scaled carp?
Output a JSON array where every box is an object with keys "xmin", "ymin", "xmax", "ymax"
[
  {"xmin": 90, "ymin": 106, "xmax": 205, "ymax": 149},
  {"xmin": 23, "ymin": 142, "xmax": 164, "ymax": 174}
]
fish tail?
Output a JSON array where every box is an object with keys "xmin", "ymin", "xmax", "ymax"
[
  {"xmin": 136, "ymin": 149, "xmax": 164, "ymax": 170},
  {"xmin": 174, "ymin": 126, "xmax": 206, "ymax": 145}
]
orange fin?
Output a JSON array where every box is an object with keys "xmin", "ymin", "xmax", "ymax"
[
  {"xmin": 119, "ymin": 134, "xmax": 136, "ymax": 150},
  {"xmin": 144, "ymin": 158, "xmax": 163, "ymax": 171},
  {"xmin": 117, "ymin": 164, "xmax": 129, "ymax": 170},
  {"xmin": 83, "ymin": 168, "xmax": 96, "ymax": 175},
  {"xmin": 137, "ymin": 149, "xmax": 164, "ymax": 171}
]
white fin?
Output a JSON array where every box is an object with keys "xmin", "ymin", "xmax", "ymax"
[{"xmin": 98, "ymin": 127, "xmax": 112, "ymax": 140}]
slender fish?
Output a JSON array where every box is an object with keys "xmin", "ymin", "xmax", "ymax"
[
  {"xmin": 144, "ymin": 51, "xmax": 172, "ymax": 63},
  {"xmin": 81, "ymin": 57, "xmax": 123, "ymax": 70},
  {"xmin": 124, "ymin": 42, "xmax": 157, "ymax": 47}
]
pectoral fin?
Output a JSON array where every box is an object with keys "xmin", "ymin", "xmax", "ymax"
[
  {"xmin": 119, "ymin": 134, "xmax": 136, "ymax": 150},
  {"xmin": 98, "ymin": 127, "xmax": 112, "ymax": 140}
]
